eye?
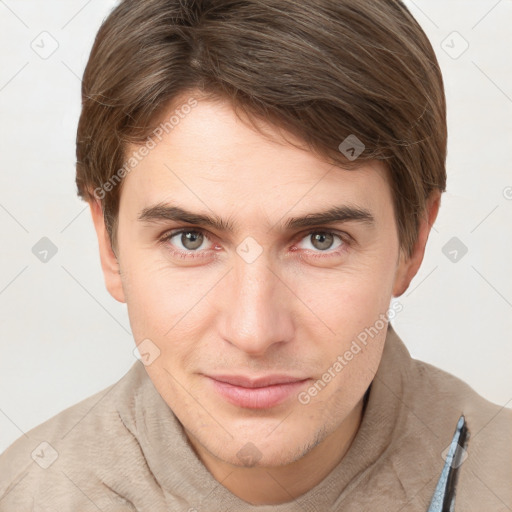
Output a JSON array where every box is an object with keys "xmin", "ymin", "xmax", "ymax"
[
  {"xmin": 159, "ymin": 227, "xmax": 350, "ymax": 262},
  {"xmin": 164, "ymin": 229, "xmax": 214, "ymax": 253},
  {"xmin": 296, "ymin": 231, "xmax": 346, "ymax": 253}
]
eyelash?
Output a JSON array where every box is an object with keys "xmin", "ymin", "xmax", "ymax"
[{"xmin": 158, "ymin": 228, "xmax": 352, "ymax": 261}]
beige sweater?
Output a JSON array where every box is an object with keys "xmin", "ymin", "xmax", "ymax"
[{"xmin": 1, "ymin": 325, "xmax": 510, "ymax": 511}]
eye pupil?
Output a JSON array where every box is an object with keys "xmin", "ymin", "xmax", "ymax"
[
  {"xmin": 182, "ymin": 231, "xmax": 203, "ymax": 250},
  {"xmin": 311, "ymin": 232, "xmax": 334, "ymax": 250}
]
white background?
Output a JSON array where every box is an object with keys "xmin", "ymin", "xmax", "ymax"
[{"xmin": 0, "ymin": 0, "xmax": 511, "ymax": 454}]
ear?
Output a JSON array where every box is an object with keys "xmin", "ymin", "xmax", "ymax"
[
  {"xmin": 392, "ymin": 190, "xmax": 441, "ymax": 297},
  {"xmin": 88, "ymin": 198, "xmax": 126, "ymax": 303}
]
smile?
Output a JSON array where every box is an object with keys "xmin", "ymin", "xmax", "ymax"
[{"xmin": 205, "ymin": 375, "xmax": 311, "ymax": 409}]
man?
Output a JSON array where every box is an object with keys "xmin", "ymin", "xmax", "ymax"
[{"xmin": 1, "ymin": 0, "xmax": 510, "ymax": 510}]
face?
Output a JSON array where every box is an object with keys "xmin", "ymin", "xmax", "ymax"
[{"xmin": 100, "ymin": 93, "xmax": 409, "ymax": 468}]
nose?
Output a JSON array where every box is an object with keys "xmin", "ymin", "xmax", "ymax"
[{"xmin": 216, "ymin": 254, "xmax": 295, "ymax": 356}]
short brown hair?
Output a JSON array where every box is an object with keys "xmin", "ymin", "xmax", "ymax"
[{"xmin": 76, "ymin": 0, "xmax": 447, "ymax": 256}]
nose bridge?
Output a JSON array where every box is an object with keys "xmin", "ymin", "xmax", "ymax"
[{"xmin": 218, "ymin": 252, "xmax": 293, "ymax": 355}]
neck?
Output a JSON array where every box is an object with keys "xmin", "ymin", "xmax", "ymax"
[{"xmin": 186, "ymin": 396, "xmax": 366, "ymax": 505}]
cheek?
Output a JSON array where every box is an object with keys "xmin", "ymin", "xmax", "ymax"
[
  {"xmin": 294, "ymin": 267, "xmax": 393, "ymax": 410},
  {"xmin": 120, "ymin": 252, "xmax": 221, "ymax": 366},
  {"xmin": 291, "ymin": 256, "xmax": 396, "ymax": 336},
  {"xmin": 119, "ymin": 250, "xmax": 179, "ymax": 340}
]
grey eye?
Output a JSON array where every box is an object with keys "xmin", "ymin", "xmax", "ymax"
[
  {"xmin": 310, "ymin": 232, "xmax": 335, "ymax": 251},
  {"xmin": 180, "ymin": 231, "xmax": 204, "ymax": 250},
  {"xmin": 296, "ymin": 232, "xmax": 344, "ymax": 252},
  {"xmin": 169, "ymin": 230, "xmax": 211, "ymax": 251},
  {"xmin": 298, "ymin": 231, "xmax": 345, "ymax": 253}
]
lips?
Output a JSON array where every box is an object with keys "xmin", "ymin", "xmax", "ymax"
[
  {"xmin": 211, "ymin": 374, "xmax": 307, "ymax": 388},
  {"xmin": 205, "ymin": 374, "xmax": 310, "ymax": 409}
]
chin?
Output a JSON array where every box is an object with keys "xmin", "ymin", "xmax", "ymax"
[{"xmin": 199, "ymin": 424, "xmax": 325, "ymax": 468}]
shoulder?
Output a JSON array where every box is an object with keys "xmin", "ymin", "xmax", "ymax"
[
  {"xmin": 408, "ymin": 354, "xmax": 511, "ymax": 438},
  {"xmin": 385, "ymin": 325, "xmax": 510, "ymax": 436},
  {"xmin": 0, "ymin": 363, "xmax": 147, "ymax": 511},
  {"xmin": 395, "ymin": 332, "xmax": 512, "ymax": 510}
]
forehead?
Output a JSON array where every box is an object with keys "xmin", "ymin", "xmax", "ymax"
[{"xmin": 119, "ymin": 97, "xmax": 393, "ymax": 226}]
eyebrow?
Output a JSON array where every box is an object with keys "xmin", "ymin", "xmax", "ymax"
[{"xmin": 137, "ymin": 203, "xmax": 375, "ymax": 232}]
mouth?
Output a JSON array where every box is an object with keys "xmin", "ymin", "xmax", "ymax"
[{"xmin": 204, "ymin": 374, "xmax": 311, "ymax": 409}]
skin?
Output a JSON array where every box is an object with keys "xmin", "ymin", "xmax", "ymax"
[{"xmin": 89, "ymin": 92, "xmax": 440, "ymax": 505}]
